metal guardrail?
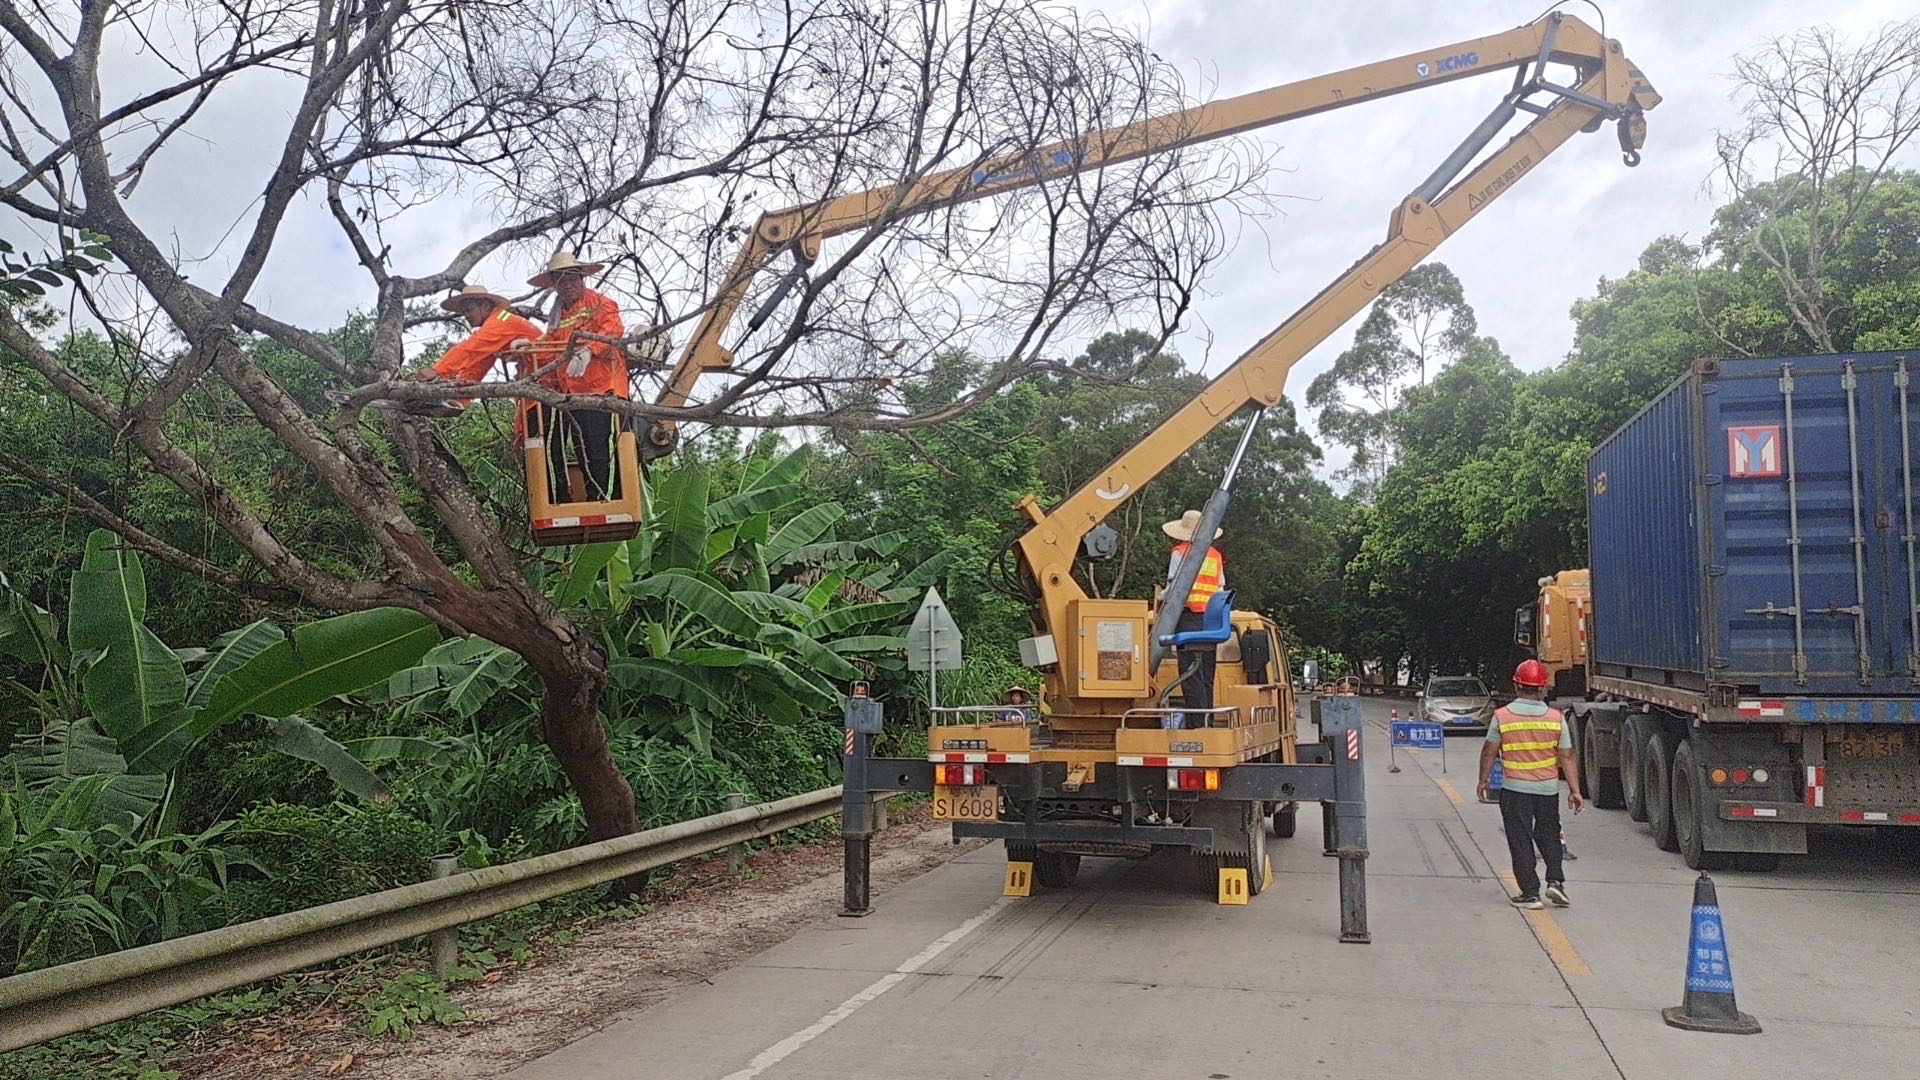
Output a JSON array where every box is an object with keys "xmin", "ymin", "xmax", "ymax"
[{"xmin": 0, "ymin": 785, "xmax": 873, "ymax": 1052}]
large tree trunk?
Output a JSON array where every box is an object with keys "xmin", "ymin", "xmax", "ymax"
[{"xmin": 539, "ymin": 664, "xmax": 649, "ymax": 896}]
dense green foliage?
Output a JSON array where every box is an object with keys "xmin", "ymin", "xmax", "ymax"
[{"xmin": 1330, "ymin": 170, "xmax": 1920, "ymax": 683}]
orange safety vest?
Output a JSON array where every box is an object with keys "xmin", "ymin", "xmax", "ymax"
[
  {"xmin": 1172, "ymin": 542, "xmax": 1225, "ymax": 614},
  {"xmin": 1494, "ymin": 705, "xmax": 1565, "ymax": 787}
]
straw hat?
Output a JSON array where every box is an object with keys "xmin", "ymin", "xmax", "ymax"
[
  {"xmin": 438, "ymin": 284, "xmax": 510, "ymax": 314},
  {"xmin": 1003, "ymin": 685, "xmax": 1030, "ymax": 701},
  {"xmin": 527, "ymin": 252, "xmax": 606, "ymax": 288},
  {"xmin": 1160, "ymin": 510, "xmax": 1221, "ymax": 542}
]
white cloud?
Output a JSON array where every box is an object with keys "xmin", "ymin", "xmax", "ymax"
[{"xmin": 1068, "ymin": 0, "xmax": 1910, "ymax": 478}]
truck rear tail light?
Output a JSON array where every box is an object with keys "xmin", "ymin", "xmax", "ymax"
[
  {"xmin": 1732, "ymin": 767, "xmax": 1750, "ymax": 784},
  {"xmin": 1171, "ymin": 768, "xmax": 1220, "ymax": 792},
  {"xmin": 1710, "ymin": 768, "xmax": 1728, "ymax": 784},
  {"xmin": 1709, "ymin": 766, "xmax": 1769, "ymax": 786},
  {"xmin": 1752, "ymin": 768, "xmax": 1768, "ymax": 783},
  {"xmin": 934, "ymin": 764, "xmax": 986, "ymax": 786}
]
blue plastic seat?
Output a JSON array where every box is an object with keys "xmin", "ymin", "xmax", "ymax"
[{"xmin": 1160, "ymin": 589, "xmax": 1235, "ymax": 647}]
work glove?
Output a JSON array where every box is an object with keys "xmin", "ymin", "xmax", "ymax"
[{"xmin": 565, "ymin": 347, "xmax": 592, "ymax": 379}]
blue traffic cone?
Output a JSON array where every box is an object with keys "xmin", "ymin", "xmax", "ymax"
[{"xmin": 1662, "ymin": 872, "xmax": 1760, "ymax": 1034}]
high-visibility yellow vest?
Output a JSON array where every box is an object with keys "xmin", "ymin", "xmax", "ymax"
[
  {"xmin": 1172, "ymin": 542, "xmax": 1225, "ymax": 614},
  {"xmin": 1494, "ymin": 705, "xmax": 1564, "ymax": 786}
]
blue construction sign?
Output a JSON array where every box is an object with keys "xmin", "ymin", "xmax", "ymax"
[{"xmin": 1390, "ymin": 720, "xmax": 1445, "ymax": 749}]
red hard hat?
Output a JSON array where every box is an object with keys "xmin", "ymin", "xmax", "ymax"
[{"xmin": 1514, "ymin": 658, "xmax": 1551, "ymax": 689}]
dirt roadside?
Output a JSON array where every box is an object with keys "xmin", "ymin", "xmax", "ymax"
[{"xmin": 181, "ymin": 806, "xmax": 983, "ymax": 1079}]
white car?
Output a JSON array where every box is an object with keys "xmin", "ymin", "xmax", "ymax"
[{"xmin": 1420, "ymin": 675, "xmax": 1493, "ymax": 732}]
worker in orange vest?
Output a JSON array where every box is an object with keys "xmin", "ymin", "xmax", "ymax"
[
  {"xmin": 1478, "ymin": 658, "xmax": 1584, "ymax": 909},
  {"xmin": 528, "ymin": 253, "xmax": 627, "ymax": 499},
  {"xmin": 1162, "ymin": 510, "xmax": 1225, "ymax": 728},
  {"xmin": 409, "ymin": 285, "xmax": 541, "ymax": 413}
]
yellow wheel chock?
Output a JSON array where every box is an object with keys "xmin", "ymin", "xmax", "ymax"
[
  {"xmin": 1004, "ymin": 861, "xmax": 1035, "ymax": 897},
  {"xmin": 1217, "ymin": 867, "xmax": 1250, "ymax": 905}
]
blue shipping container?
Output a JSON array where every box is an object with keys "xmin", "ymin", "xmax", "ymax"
[{"xmin": 1588, "ymin": 352, "xmax": 1919, "ymax": 701}]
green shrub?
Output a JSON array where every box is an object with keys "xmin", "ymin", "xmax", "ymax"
[
  {"xmin": 222, "ymin": 802, "xmax": 447, "ymax": 923},
  {"xmin": 1, "ymin": 785, "xmax": 251, "ymax": 974}
]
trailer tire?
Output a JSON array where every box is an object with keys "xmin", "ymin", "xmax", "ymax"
[
  {"xmin": 1621, "ymin": 716, "xmax": 1650, "ymax": 822},
  {"xmin": 1272, "ymin": 802, "xmax": 1299, "ymax": 839},
  {"xmin": 1671, "ymin": 741, "xmax": 1730, "ymax": 871},
  {"xmin": 1583, "ymin": 714, "xmax": 1625, "ymax": 810},
  {"xmin": 1034, "ymin": 850, "xmax": 1081, "ymax": 888},
  {"xmin": 1645, "ymin": 729, "xmax": 1683, "ymax": 853}
]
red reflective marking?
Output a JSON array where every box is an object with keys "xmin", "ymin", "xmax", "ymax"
[
  {"xmin": 1729, "ymin": 806, "xmax": 1756, "ymax": 817},
  {"xmin": 1840, "ymin": 810, "xmax": 1867, "ymax": 822}
]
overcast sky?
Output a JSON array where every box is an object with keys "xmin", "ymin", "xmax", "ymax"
[
  {"xmin": 24, "ymin": 0, "xmax": 1912, "ymax": 479},
  {"xmin": 1065, "ymin": 0, "xmax": 1911, "ymax": 475}
]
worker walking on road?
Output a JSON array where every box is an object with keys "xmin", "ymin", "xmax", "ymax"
[
  {"xmin": 1478, "ymin": 658, "xmax": 1583, "ymax": 909},
  {"xmin": 1162, "ymin": 510, "xmax": 1225, "ymax": 728},
  {"xmin": 528, "ymin": 252, "xmax": 627, "ymax": 500}
]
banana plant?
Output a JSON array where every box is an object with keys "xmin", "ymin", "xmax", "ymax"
[
  {"xmin": 1, "ymin": 531, "xmax": 441, "ymax": 822},
  {"xmin": 379, "ymin": 444, "xmax": 922, "ymax": 757}
]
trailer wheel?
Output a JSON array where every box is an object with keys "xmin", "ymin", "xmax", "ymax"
[
  {"xmin": 1621, "ymin": 716, "xmax": 1650, "ymax": 822},
  {"xmin": 1271, "ymin": 802, "xmax": 1299, "ymax": 839},
  {"xmin": 1582, "ymin": 715, "xmax": 1625, "ymax": 810},
  {"xmin": 1034, "ymin": 850, "xmax": 1081, "ymax": 888},
  {"xmin": 1645, "ymin": 729, "xmax": 1683, "ymax": 853},
  {"xmin": 1671, "ymin": 741, "xmax": 1730, "ymax": 870}
]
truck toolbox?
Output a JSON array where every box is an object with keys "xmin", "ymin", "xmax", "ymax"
[{"xmin": 1588, "ymin": 352, "xmax": 1918, "ymax": 703}]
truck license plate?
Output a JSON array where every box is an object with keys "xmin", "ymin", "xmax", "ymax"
[{"xmin": 933, "ymin": 785, "xmax": 999, "ymax": 822}]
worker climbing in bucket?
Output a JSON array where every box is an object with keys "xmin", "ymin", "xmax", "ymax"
[
  {"xmin": 1163, "ymin": 510, "xmax": 1225, "ymax": 730},
  {"xmin": 408, "ymin": 285, "xmax": 544, "ymax": 414},
  {"xmin": 1479, "ymin": 658, "xmax": 1584, "ymax": 909},
  {"xmin": 526, "ymin": 252, "xmax": 627, "ymax": 500}
]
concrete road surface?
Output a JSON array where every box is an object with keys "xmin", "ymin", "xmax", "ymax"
[{"xmin": 509, "ymin": 699, "xmax": 1920, "ymax": 1080}]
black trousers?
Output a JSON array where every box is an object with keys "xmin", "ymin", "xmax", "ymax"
[
  {"xmin": 1175, "ymin": 608, "xmax": 1216, "ymax": 721},
  {"xmin": 539, "ymin": 405, "xmax": 614, "ymax": 500},
  {"xmin": 1499, "ymin": 788, "xmax": 1564, "ymax": 895}
]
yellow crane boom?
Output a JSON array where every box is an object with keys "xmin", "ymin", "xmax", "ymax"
[{"xmin": 656, "ymin": 11, "xmax": 1658, "ymax": 712}]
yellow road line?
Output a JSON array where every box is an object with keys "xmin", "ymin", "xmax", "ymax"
[
  {"xmin": 1496, "ymin": 870, "xmax": 1591, "ymax": 977},
  {"xmin": 1433, "ymin": 777, "xmax": 1466, "ymax": 806}
]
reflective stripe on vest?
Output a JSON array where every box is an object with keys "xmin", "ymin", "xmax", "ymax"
[
  {"xmin": 1173, "ymin": 542, "xmax": 1224, "ymax": 614},
  {"xmin": 1494, "ymin": 705, "xmax": 1563, "ymax": 785}
]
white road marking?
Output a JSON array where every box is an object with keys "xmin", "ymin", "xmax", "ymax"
[{"xmin": 719, "ymin": 896, "xmax": 1014, "ymax": 1080}]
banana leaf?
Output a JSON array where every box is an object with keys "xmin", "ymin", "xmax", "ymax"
[
  {"xmin": 762, "ymin": 503, "xmax": 844, "ymax": 564},
  {"xmin": 266, "ymin": 716, "xmax": 390, "ymax": 802},
  {"xmin": 67, "ymin": 531, "xmax": 186, "ymax": 758},
  {"xmin": 651, "ymin": 467, "xmax": 710, "ymax": 571},
  {"xmin": 197, "ymin": 608, "xmax": 440, "ymax": 733}
]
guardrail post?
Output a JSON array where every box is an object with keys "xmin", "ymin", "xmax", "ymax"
[
  {"xmin": 428, "ymin": 854, "xmax": 459, "ymax": 977},
  {"xmin": 840, "ymin": 683, "xmax": 883, "ymax": 917},
  {"xmin": 726, "ymin": 793, "xmax": 749, "ymax": 873},
  {"xmin": 872, "ymin": 792, "xmax": 888, "ymax": 833},
  {"xmin": 1320, "ymin": 695, "xmax": 1371, "ymax": 944}
]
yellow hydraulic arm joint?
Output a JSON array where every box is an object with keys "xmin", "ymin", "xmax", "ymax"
[{"xmin": 643, "ymin": 12, "xmax": 1658, "ymax": 461}]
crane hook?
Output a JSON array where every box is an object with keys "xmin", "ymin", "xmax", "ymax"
[{"xmin": 1622, "ymin": 148, "xmax": 1641, "ymax": 168}]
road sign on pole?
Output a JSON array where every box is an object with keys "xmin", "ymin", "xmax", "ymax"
[{"xmin": 907, "ymin": 587, "xmax": 963, "ymax": 712}]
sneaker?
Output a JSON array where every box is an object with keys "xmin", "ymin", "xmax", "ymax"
[
  {"xmin": 1544, "ymin": 882, "xmax": 1571, "ymax": 907},
  {"xmin": 1562, "ymin": 847, "xmax": 1578, "ymax": 861},
  {"xmin": 1511, "ymin": 893, "xmax": 1545, "ymax": 909}
]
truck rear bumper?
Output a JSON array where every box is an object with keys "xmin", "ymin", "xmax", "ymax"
[
  {"xmin": 952, "ymin": 821, "xmax": 1214, "ymax": 849},
  {"xmin": 1721, "ymin": 801, "xmax": 1920, "ymax": 825}
]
